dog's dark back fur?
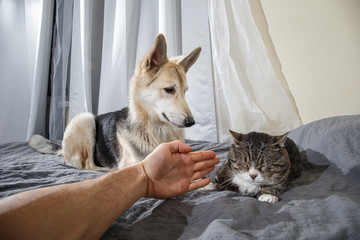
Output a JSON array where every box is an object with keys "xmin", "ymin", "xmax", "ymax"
[{"xmin": 94, "ymin": 108, "xmax": 128, "ymax": 168}]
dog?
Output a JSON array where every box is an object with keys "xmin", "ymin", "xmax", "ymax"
[{"xmin": 29, "ymin": 34, "xmax": 201, "ymax": 170}]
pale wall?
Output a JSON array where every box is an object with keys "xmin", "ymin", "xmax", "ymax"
[{"xmin": 259, "ymin": 0, "xmax": 360, "ymax": 124}]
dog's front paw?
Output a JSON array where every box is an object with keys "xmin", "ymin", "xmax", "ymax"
[{"xmin": 258, "ymin": 194, "xmax": 278, "ymax": 203}]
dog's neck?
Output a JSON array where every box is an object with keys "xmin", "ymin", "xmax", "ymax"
[
  {"xmin": 128, "ymin": 98, "xmax": 152, "ymax": 124},
  {"xmin": 128, "ymin": 98, "xmax": 184, "ymax": 141}
]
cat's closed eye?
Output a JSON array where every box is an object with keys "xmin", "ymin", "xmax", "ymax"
[
  {"xmin": 259, "ymin": 166, "xmax": 266, "ymax": 172},
  {"xmin": 272, "ymin": 163, "xmax": 286, "ymax": 168}
]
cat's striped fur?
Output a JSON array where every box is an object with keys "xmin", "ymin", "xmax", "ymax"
[{"xmin": 214, "ymin": 130, "xmax": 303, "ymax": 203}]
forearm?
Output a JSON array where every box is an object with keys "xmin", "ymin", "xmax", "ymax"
[{"xmin": 0, "ymin": 164, "xmax": 147, "ymax": 240}]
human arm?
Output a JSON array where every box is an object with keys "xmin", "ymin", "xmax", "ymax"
[{"xmin": 0, "ymin": 140, "xmax": 219, "ymax": 240}]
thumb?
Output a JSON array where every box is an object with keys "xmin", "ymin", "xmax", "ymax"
[{"xmin": 168, "ymin": 140, "xmax": 192, "ymax": 154}]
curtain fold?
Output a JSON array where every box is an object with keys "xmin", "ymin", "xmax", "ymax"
[
  {"xmin": 49, "ymin": 0, "xmax": 73, "ymax": 140},
  {"xmin": 68, "ymin": 0, "xmax": 92, "ymax": 121},
  {"xmin": 26, "ymin": 0, "xmax": 54, "ymax": 139},
  {"xmin": 208, "ymin": 0, "xmax": 302, "ymax": 142},
  {"xmin": 0, "ymin": 0, "xmax": 53, "ymax": 144},
  {"xmin": 182, "ymin": 0, "xmax": 217, "ymax": 142},
  {"xmin": 98, "ymin": 0, "xmax": 138, "ymax": 114}
]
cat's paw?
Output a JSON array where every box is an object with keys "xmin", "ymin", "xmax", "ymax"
[
  {"xmin": 258, "ymin": 194, "xmax": 278, "ymax": 203},
  {"xmin": 199, "ymin": 182, "xmax": 215, "ymax": 190}
]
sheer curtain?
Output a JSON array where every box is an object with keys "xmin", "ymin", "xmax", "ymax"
[
  {"xmin": 0, "ymin": 0, "xmax": 301, "ymax": 144},
  {"xmin": 208, "ymin": 0, "xmax": 302, "ymax": 141},
  {"xmin": 49, "ymin": 0, "xmax": 74, "ymax": 140},
  {"xmin": 0, "ymin": 0, "xmax": 54, "ymax": 144}
]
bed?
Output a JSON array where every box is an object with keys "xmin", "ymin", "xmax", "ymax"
[{"xmin": 1, "ymin": 115, "xmax": 360, "ymax": 239}]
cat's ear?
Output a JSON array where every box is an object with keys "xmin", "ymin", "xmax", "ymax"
[
  {"xmin": 273, "ymin": 134, "xmax": 287, "ymax": 147},
  {"xmin": 229, "ymin": 130, "xmax": 243, "ymax": 142}
]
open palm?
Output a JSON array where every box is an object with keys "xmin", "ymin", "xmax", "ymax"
[{"xmin": 140, "ymin": 140, "xmax": 219, "ymax": 199}]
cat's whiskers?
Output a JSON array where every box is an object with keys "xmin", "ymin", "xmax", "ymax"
[
  {"xmin": 218, "ymin": 178, "xmax": 234, "ymax": 189},
  {"xmin": 214, "ymin": 131, "xmax": 303, "ymax": 202}
]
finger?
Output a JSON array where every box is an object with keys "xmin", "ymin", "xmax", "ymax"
[
  {"xmin": 167, "ymin": 140, "xmax": 192, "ymax": 154},
  {"xmin": 188, "ymin": 151, "xmax": 216, "ymax": 162},
  {"xmin": 191, "ymin": 166, "xmax": 215, "ymax": 180},
  {"xmin": 193, "ymin": 157, "xmax": 220, "ymax": 171},
  {"xmin": 188, "ymin": 178, "xmax": 211, "ymax": 191},
  {"xmin": 178, "ymin": 141, "xmax": 192, "ymax": 154}
]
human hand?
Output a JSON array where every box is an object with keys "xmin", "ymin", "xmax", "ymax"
[{"xmin": 139, "ymin": 140, "xmax": 219, "ymax": 199}]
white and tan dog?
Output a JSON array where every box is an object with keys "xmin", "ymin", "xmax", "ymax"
[{"xmin": 29, "ymin": 34, "xmax": 201, "ymax": 170}]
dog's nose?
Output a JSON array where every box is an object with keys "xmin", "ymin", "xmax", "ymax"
[{"xmin": 184, "ymin": 116, "xmax": 195, "ymax": 127}]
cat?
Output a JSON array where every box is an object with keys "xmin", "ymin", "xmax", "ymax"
[{"xmin": 213, "ymin": 130, "xmax": 303, "ymax": 203}]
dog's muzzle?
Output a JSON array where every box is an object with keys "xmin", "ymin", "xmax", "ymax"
[{"xmin": 162, "ymin": 113, "xmax": 195, "ymax": 128}]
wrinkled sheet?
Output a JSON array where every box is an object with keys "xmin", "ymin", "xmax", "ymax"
[{"xmin": 1, "ymin": 115, "xmax": 360, "ymax": 239}]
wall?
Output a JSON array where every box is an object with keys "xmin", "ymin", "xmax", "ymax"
[{"xmin": 258, "ymin": 0, "xmax": 360, "ymax": 124}]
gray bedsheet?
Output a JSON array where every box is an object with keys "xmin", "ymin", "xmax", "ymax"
[{"xmin": 1, "ymin": 115, "xmax": 360, "ymax": 239}]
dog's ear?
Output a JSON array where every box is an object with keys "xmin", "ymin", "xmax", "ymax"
[
  {"xmin": 180, "ymin": 47, "xmax": 201, "ymax": 72},
  {"xmin": 143, "ymin": 34, "xmax": 168, "ymax": 73}
]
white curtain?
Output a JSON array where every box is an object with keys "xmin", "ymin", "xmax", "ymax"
[
  {"xmin": 0, "ymin": 0, "xmax": 301, "ymax": 144},
  {"xmin": 0, "ymin": 0, "xmax": 53, "ymax": 144},
  {"xmin": 49, "ymin": 0, "xmax": 73, "ymax": 140},
  {"xmin": 208, "ymin": 0, "xmax": 302, "ymax": 141},
  {"xmin": 181, "ymin": 0, "xmax": 217, "ymax": 142}
]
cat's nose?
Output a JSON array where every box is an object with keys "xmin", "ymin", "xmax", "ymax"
[{"xmin": 250, "ymin": 174, "xmax": 257, "ymax": 180}]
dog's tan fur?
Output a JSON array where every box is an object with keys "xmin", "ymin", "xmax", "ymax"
[
  {"xmin": 29, "ymin": 34, "xmax": 201, "ymax": 170},
  {"xmin": 61, "ymin": 112, "xmax": 100, "ymax": 170}
]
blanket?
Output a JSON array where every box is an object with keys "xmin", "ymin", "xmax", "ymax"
[{"xmin": 1, "ymin": 115, "xmax": 359, "ymax": 239}]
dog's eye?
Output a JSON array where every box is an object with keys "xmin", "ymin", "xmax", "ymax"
[{"xmin": 164, "ymin": 87, "xmax": 175, "ymax": 94}]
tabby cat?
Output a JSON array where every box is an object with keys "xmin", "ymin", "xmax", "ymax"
[{"xmin": 214, "ymin": 130, "xmax": 303, "ymax": 203}]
